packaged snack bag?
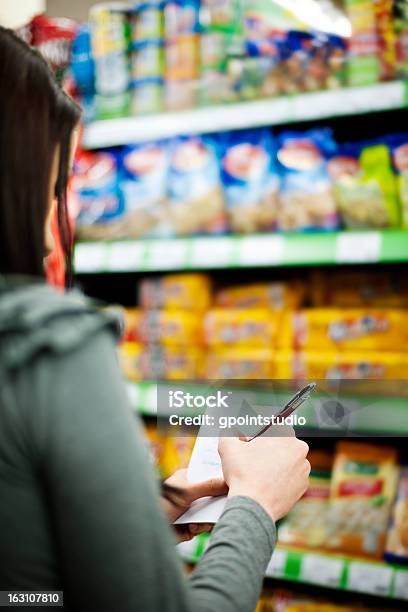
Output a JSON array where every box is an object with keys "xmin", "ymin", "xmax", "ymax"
[
  {"xmin": 141, "ymin": 346, "xmax": 204, "ymax": 379},
  {"xmin": 120, "ymin": 142, "xmax": 169, "ymax": 237},
  {"xmin": 389, "ymin": 133, "xmax": 408, "ymax": 227},
  {"xmin": 292, "ymin": 350, "xmax": 408, "ymax": 380},
  {"xmin": 132, "ymin": 77, "xmax": 164, "ymax": 114},
  {"xmin": 385, "ymin": 466, "xmax": 408, "ymax": 563},
  {"xmin": 374, "ymin": 0, "xmax": 396, "ymax": 80},
  {"xmin": 139, "ymin": 274, "xmax": 212, "ymax": 311},
  {"xmin": 137, "ymin": 311, "xmax": 204, "ymax": 346},
  {"xmin": 131, "ymin": 40, "xmax": 165, "ymax": 79},
  {"xmin": 345, "ymin": 0, "xmax": 380, "ymax": 86},
  {"xmin": 214, "ymin": 281, "xmax": 305, "ymax": 310},
  {"xmin": 119, "ymin": 341, "xmax": 144, "ymax": 381},
  {"xmin": 394, "ymin": 0, "xmax": 408, "ymax": 77},
  {"xmin": 204, "ymin": 309, "xmax": 279, "ymax": 348},
  {"xmin": 205, "ymin": 348, "xmax": 274, "ymax": 379},
  {"xmin": 291, "ymin": 309, "xmax": 408, "ymax": 352},
  {"xmin": 329, "ymin": 143, "xmax": 400, "ymax": 228},
  {"xmin": 73, "ymin": 150, "xmax": 125, "ymax": 240},
  {"xmin": 326, "ymin": 442, "xmax": 398, "ymax": 558},
  {"xmin": 164, "ymin": 0, "xmax": 200, "ymax": 37},
  {"xmin": 310, "ymin": 270, "xmax": 408, "ymax": 308},
  {"xmin": 131, "ymin": 3, "xmax": 164, "ymax": 41},
  {"xmin": 167, "ymin": 136, "xmax": 226, "ymax": 234},
  {"xmin": 279, "ymin": 450, "xmax": 333, "ymax": 549},
  {"xmin": 276, "ymin": 129, "xmax": 339, "ymax": 231},
  {"xmin": 221, "ymin": 129, "xmax": 279, "ymax": 233}
]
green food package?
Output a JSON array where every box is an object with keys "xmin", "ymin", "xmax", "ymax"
[{"xmin": 330, "ymin": 144, "xmax": 400, "ymax": 228}]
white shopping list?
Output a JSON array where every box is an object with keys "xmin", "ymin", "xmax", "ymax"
[{"xmin": 174, "ymin": 435, "xmax": 226, "ymax": 524}]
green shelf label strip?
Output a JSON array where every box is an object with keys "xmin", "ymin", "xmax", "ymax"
[
  {"xmin": 75, "ymin": 230, "xmax": 408, "ymax": 274},
  {"xmin": 178, "ymin": 535, "xmax": 408, "ymax": 600}
]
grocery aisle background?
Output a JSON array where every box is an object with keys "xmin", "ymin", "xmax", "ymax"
[{"xmin": 2, "ymin": 1, "xmax": 408, "ymax": 610}]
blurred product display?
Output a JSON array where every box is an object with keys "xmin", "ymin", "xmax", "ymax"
[{"xmin": 10, "ymin": 1, "xmax": 408, "ymax": 608}]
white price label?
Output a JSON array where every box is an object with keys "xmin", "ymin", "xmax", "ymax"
[
  {"xmin": 126, "ymin": 383, "xmax": 141, "ymax": 411},
  {"xmin": 348, "ymin": 562, "xmax": 392, "ymax": 596},
  {"xmin": 74, "ymin": 243, "xmax": 106, "ymax": 272},
  {"xmin": 146, "ymin": 240, "xmax": 188, "ymax": 270},
  {"xmin": 144, "ymin": 384, "xmax": 158, "ymax": 415},
  {"xmin": 335, "ymin": 232, "xmax": 381, "ymax": 263},
  {"xmin": 107, "ymin": 242, "xmax": 145, "ymax": 271},
  {"xmin": 394, "ymin": 570, "xmax": 408, "ymax": 600},
  {"xmin": 300, "ymin": 554, "xmax": 343, "ymax": 587},
  {"xmin": 266, "ymin": 549, "xmax": 287, "ymax": 578},
  {"xmin": 238, "ymin": 236, "xmax": 284, "ymax": 266},
  {"xmin": 191, "ymin": 238, "xmax": 234, "ymax": 268}
]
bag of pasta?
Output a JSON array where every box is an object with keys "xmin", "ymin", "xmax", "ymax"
[
  {"xmin": 221, "ymin": 129, "xmax": 279, "ymax": 233},
  {"xmin": 329, "ymin": 143, "xmax": 400, "ymax": 228},
  {"xmin": 326, "ymin": 442, "xmax": 398, "ymax": 558},
  {"xmin": 276, "ymin": 128, "xmax": 339, "ymax": 231}
]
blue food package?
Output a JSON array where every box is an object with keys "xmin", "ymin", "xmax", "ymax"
[
  {"xmin": 276, "ymin": 128, "xmax": 339, "ymax": 231},
  {"xmin": 221, "ymin": 129, "xmax": 279, "ymax": 233},
  {"xmin": 167, "ymin": 135, "xmax": 226, "ymax": 235},
  {"xmin": 120, "ymin": 141, "xmax": 170, "ymax": 237},
  {"xmin": 74, "ymin": 150, "xmax": 125, "ymax": 239}
]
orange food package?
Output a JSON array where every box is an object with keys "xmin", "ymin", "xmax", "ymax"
[{"xmin": 325, "ymin": 442, "xmax": 398, "ymax": 558}]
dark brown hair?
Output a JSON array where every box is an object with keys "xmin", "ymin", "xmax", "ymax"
[{"xmin": 0, "ymin": 26, "xmax": 81, "ymax": 283}]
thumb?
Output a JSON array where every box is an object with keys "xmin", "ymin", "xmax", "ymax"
[{"xmin": 187, "ymin": 477, "xmax": 228, "ymax": 502}]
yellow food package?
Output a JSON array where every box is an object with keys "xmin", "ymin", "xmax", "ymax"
[
  {"xmin": 206, "ymin": 348, "xmax": 274, "ymax": 379},
  {"xmin": 139, "ymin": 274, "xmax": 212, "ymax": 311},
  {"xmin": 122, "ymin": 308, "xmax": 143, "ymax": 341},
  {"xmin": 310, "ymin": 270, "xmax": 408, "ymax": 308},
  {"xmin": 293, "ymin": 351, "xmax": 408, "ymax": 380},
  {"xmin": 326, "ymin": 442, "xmax": 398, "ymax": 558},
  {"xmin": 278, "ymin": 451, "xmax": 333, "ymax": 549},
  {"xmin": 204, "ymin": 309, "xmax": 280, "ymax": 348},
  {"xmin": 119, "ymin": 341, "xmax": 144, "ymax": 381},
  {"xmin": 214, "ymin": 281, "xmax": 305, "ymax": 310},
  {"xmin": 142, "ymin": 346, "xmax": 204, "ymax": 380},
  {"xmin": 292, "ymin": 309, "xmax": 408, "ymax": 351},
  {"xmin": 160, "ymin": 435, "xmax": 195, "ymax": 479},
  {"xmin": 137, "ymin": 311, "xmax": 203, "ymax": 346}
]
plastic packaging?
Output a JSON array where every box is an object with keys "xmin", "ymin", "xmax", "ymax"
[
  {"xmin": 330, "ymin": 143, "xmax": 400, "ymax": 228},
  {"xmin": 120, "ymin": 142, "xmax": 169, "ymax": 237},
  {"xmin": 214, "ymin": 281, "xmax": 305, "ymax": 310},
  {"xmin": 167, "ymin": 136, "xmax": 226, "ymax": 234},
  {"xmin": 385, "ymin": 466, "xmax": 408, "ymax": 563},
  {"xmin": 276, "ymin": 129, "xmax": 339, "ymax": 231},
  {"xmin": 326, "ymin": 442, "xmax": 398, "ymax": 558},
  {"xmin": 221, "ymin": 129, "xmax": 279, "ymax": 233},
  {"xmin": 204, "ymin": 309, "xmax": 279, "ymax": 348},
  {"xmin": 139, "ymin": 274, "xmax": 212, "ymax": 311}
]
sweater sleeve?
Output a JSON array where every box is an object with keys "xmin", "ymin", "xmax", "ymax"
[{"xmin": 28, "ymin": 329, "xmax": 276, "ymax": 612}]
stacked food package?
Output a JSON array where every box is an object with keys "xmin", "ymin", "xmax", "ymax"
[
  {"xmin": 73, "ymin": 126, "xmax": 408, "ymax": 239},
  {"xmin": 118, "ymin": 269, "xmax": 408, "ymax": 382},
  {"xmin": 70, "ymin": 1, "xmax": 408, "ymax": 115}
]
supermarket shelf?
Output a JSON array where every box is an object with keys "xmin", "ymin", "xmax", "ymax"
[
  {"xmin": 74, "ymin": 230, "xmax": 408, "ymax": 273},
  {"xmin": 82, "ymin": 81, "xmax": 407, "ymax": 149},
  {"xmin": 127, "ymin": 381, "xmax": 408, "ymax": 435},
  {"xmin": 178, "ymin": 536, "xmax": 408, "ymax": 601}
]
